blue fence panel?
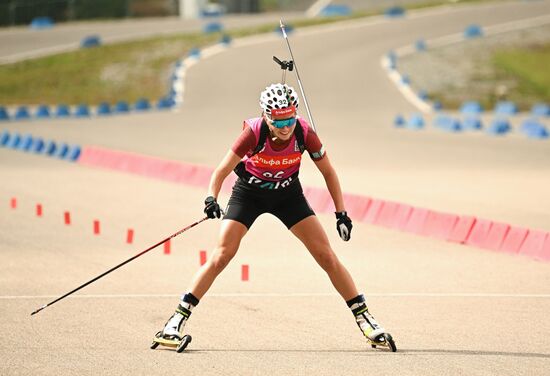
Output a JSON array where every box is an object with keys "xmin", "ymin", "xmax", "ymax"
[
  {"xmin": 0, "ymin": 107, "xmax": 9, "ymax": 121},
  {"xmin": 56, "ymin": 104, "xmax": 71, "ymax": 118},
  {"xmin": 15, "ymin": 106, "xmax": 30, "ymax": 120},
  {"xmin": 35, "ymin": 105, "xmax": 51, "ymax": 118},
  {"xmin": 487, "ymin": 118, "xmax": 511, "ymax": 135},
  {"xmin": 494, "ymin": 101, "xmax": 518, "ymax": 115},
  {"xmin": 464, "ymin": 24, "xmax": 483, "ymax": 38},
  {"xmin": 0, "ymin": 130, "xmax": 10, "ymax": 146},
  {"xmin": 320, "ymin": 5, "xmax": 352, "ymax": 17},
  {"xmin": 531, "ymin": 103, "xmax": 550, "ymax": 117},
  {"xmin": 75, "ymin": 104, "xmax": 90, "ymax": 117},
  {"xmin": 96, "ymin": 102, "xmax": 112, "ymax": 116},
  {"xmin": 81, "ymin": 35, "xmax": 101, "ymax": 48},
  {"xmin": 460, "ymin": 101, "xmax": 483, "ymax": 114},
  {"xmin": 32, "ymin": 138, "xmax": 45, "ymax": 153}
]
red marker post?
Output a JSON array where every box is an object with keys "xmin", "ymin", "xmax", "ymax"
[
  {"xmin": 200, "ymin": 250, "xmax": 207, "ymax": 266},
  {"xmin": 10, "ymin": 197, "xmax": 17, "ymax": 209},
  {"xmin": 126, "ymin": 229, "xmax": 134, "ymax": 244},
  {"xmin": 241, "ymin": 264, "xmax": 249, "ymax": 281},
  {"xmin": 164, "ymin": 240, "xmax": 171, "ymax": 255},
  {"xmin": 93, "ymin": 220, "xmax": 100, "ymax": 235},
  {"xmin": 64, "ymin": 211, "xmax": 71, "ymax": 225},
  {"xmin": 36, "ymin": 204, "xmax": 43, "ymax": 217}
]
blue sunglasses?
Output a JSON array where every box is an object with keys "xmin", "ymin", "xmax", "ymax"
[{"xmin": 272, "ymin": 117, "xmax": 297, "ymax": 129}]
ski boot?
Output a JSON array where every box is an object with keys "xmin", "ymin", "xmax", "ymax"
[
  {"xmin": 347, "ymin": 294, "xmax": 397, "ymax": 352},
  {"xmin": 151, "ymin": 304, "xmax": 193, "ymax": 353}
]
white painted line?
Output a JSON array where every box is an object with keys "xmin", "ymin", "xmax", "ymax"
[{"xmin": 4, "ymin": 292, "xmax": 550, "ymax": 300}]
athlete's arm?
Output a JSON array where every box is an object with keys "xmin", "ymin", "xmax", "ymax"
[
  {"xmin": 207, "ymin": 150, "xmax": 242, "ymax": 199},
  {"xmin": 314, "ymin": 155, "xmax": 346, "ymax": 213}
]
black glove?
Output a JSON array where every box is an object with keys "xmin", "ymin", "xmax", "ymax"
[
  {"xmin": 335, "ymin": 211, "xmax": 352, "ymax": 241},
  {"xmin": 204, "ymin": 196, "xmax": 222, "ymax": 219}
]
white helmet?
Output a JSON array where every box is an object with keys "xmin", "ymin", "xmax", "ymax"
[{"xmin": 259, "ymin": 83, "xmax": 299, "ymax": 117}]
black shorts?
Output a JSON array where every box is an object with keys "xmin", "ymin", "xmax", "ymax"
[{"xmin": 223, "ymin": 178, "xmax": 315, "ymax": 229}]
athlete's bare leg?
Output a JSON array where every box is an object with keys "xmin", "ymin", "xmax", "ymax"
[
  {"xmin": 188, "ymin": 219, "xmax": 248, "ymax": 299},
  {"xmin": 290, "ymin": 215, "xmax": 359, "ymax": 300}
]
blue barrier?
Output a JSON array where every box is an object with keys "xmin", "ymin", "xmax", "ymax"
[
  {"xmin": 30, "ymin": 17, "xmax": 54, "ymax": 29},
  {"xmin": 531, "ymin": 103, "xmax": 550, "ymax": 117},
  {"xmin": 20, "ymin": 134, "xmax": 34, "ymax": 151},
  {"xmin": 494, "ymin": 101, "xmax": 518, "ymax": 115},
  {"xmin": 75, "ymin": 104, "xmax": 90, "ymax": 117},
  {"xmin": 134, "ymin": 98, "xmax": 151, "ymax": 111},
  {"xmin": 56, "ymin": 104, "xmax": 71, "ymax": 118},
  {"xmin": 201, "ymin": 4, "xmax": 225, "ymax": 17},
  {"xmin": 220, "ymin": 34, "xmax": 232, "ymax": 45},
  {"xmin": 188, "ymin": 48, "xmax": 201, "ymax": 58},
  {"xmin": 464, "ymin": 24, "xmax": 483, "ymax": 38},
  {"xmin": 394, "ymin": 114, "xmax": 406, "ymax": 127},
  {"xmin": 320, "ymin": 4, "xmax": 352, "ymax": 17},
  {"xmin": 415, "ymin": 39, "xmax": 427, "ymax": 51},
  {"xmin": 32, "ymin": 138, "xmax": 45, "ymax": 153},
  {"xmin": 81, "ymin": 35, "xmax": 101, "ymax": 48},
  {"xmin": 385, "ymin": 6, "xmax": 405, "ymax": 17},
  {"xmin": 460, "ymin": 101, "xmax": 483, "ymax": 114},
  {"xmin": 0, "ymin": 107, "xmax": 10, "ymax": 121},
  {"xmin": 407, "ymin": 113, "xmax": 425, "ymax": 129},
  {"xmin": 487, "ymin": 118, "xmax": 511, "ymax": 135},
  {"xmin": 8, "ymin": 133, "xmax": 21, "ymax": 148},
  {"xmin": 35, "ymin": 105, "xmax": 51, "ymax": 118},
  {"xmin": 115, "ymin": 101, "xmax": 130, "ymax": 113},
  {"xmin": 56, "ymin": 143, "xmax": 69, "ymax": 159},
  {"xmin": 387, "ymin": 51, "xmax": 397, "ymax": 69},
  {"xmin": 45, "ymin": 140, "xmax": 57, "ymax": 156},
  {"xmin": 157, "ymin": 97, "xmax": 174, "ymax": 109},
  {"xmin": 68, "ymin": 145, "xmax": 81, "ymax": 161},
  {"xmin": 520, "ymin": 118, "xmax": 549, "ymax": 139},
  {"xmin": 0, "ymin": 130, "xmax": 10, "ymax": 146},
  {"xmin": 434, "ymin": 115, "xmax": 462, "ymax": 132},
  {"xmin": 417, "ymin": 90, "xmax": 429, "ymax": 101},
  {"xmin": 462, "ymin": 116, "xmax": 482, "ymax": 130},
  {"xmin": 401, "ymin": 75, "xmax": 410, "ymax": 85},
  {"xmin": 203, "ymin": 22, "xmax": 223, "ymax": 33},
  {"xmin": 15, "ymin": 106, "xmax": 30, "ymax": 120},
  {"xmin": 433, "ymin": 101, "xmax": 443, "ymax": 111},
  {"xmin": 97, "ymin": 102, "xmax": 112, "ymax": 116}
]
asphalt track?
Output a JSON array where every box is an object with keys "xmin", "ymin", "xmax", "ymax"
[{"xmin": 1, "ymin": 1, "xmax": 550, "ymax": 375}]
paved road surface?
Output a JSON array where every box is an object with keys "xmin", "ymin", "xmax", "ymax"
[{"xmin": 1, "ymin": 1, "xmax": 549, "ymax": 375}]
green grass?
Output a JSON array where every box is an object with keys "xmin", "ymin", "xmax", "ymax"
[
  {"xmin": 0, "ymin": 0, "xmax": 493, "ymax": 105},
  {"xmin": 492, "ymin": 43, "xmax": 550, "ymax": 106}
]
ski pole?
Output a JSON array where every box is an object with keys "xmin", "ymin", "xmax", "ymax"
[
  {"xmin": 31, "ymin": 216, "xmax": 210, "ymax": 316},
  {"xmin": 279, "ymin": 19, "xmax": 317, "ymax": 133}
]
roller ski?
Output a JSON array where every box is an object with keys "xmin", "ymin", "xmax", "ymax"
[
  {"xmin": 348, "ymin": 294, "xmax": 397, "ymax": 352},
  {"xmin": 150, "ymin": 304, "xmax": 193, "ymax": 353}
]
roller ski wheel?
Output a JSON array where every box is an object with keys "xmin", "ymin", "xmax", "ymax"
[
  {"xmin": 150, "ymin": 331, "xmax": 192, "ymax": 353},
  {"xmin": 369, "ymin": 333, "xmax": 397, "ymax": 352}
]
